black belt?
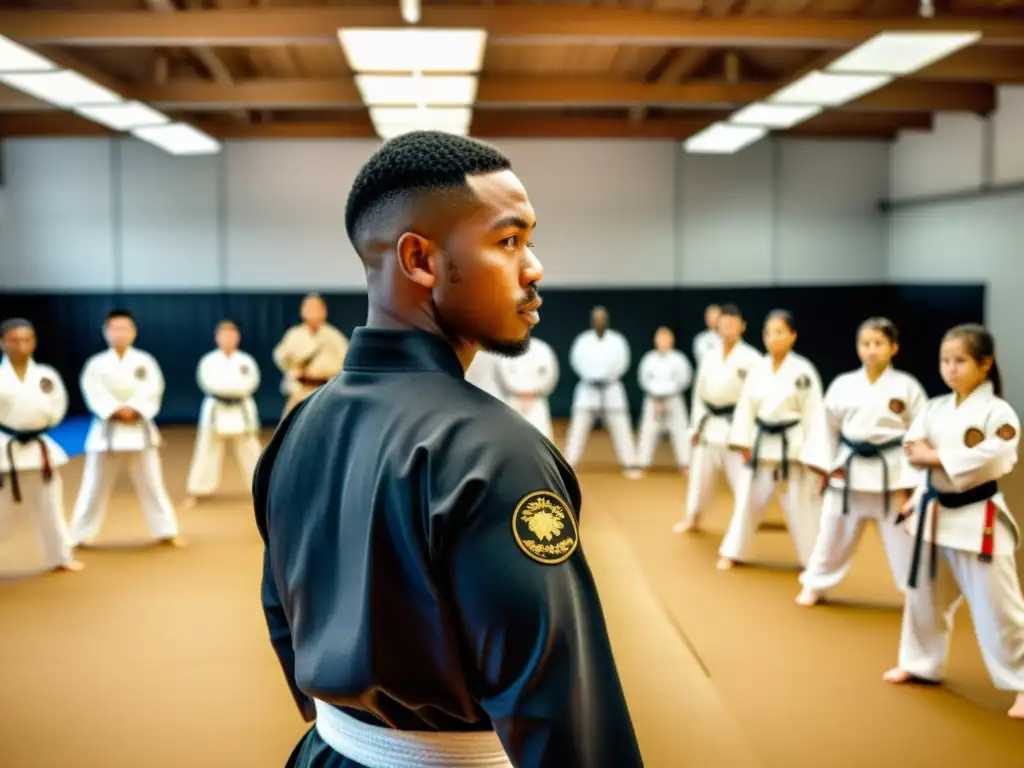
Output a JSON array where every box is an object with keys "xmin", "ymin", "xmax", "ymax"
[
  {"xmin": 835, "ymin": 434, "xmax": 904, "ymax": 516},
  {"xmin": 750, "ymin": 417, "xmax": 800, "ymax": 481},
  {"xmin": 211, "ymin": 394, "xmax": 254, "ymax": 432},
  {"xmin": 897, "ymin": 473, "xmax": 999, "ymax": 589},
  {"xmin": 695, "ymin": 401, "xmax": 736, "ymax": 439},
  {"xmin": 105, "ymin": 414, "xmax": 153, "ymax": 451},
  {"xmin": 0, "ymin": 424, "xmax": 53, "ymax": 504},
  {"xmin": 584, "ymin": 380, "xmax": 610, "ymax": 413},
  {"xmin": 297, "ymin": 376, "xmax": 329, "ymax": 387}
]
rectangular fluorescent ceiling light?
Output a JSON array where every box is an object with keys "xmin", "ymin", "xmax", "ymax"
[
  {"xmin": 132, "ymin": 123, "xmax": 221, "ymax": 156},
  {"xmin": 0, "ymin": 70, "xmax": 122, "ymax": 107},
  {"xmin": 828, "ymin": 31, "xmax": 982, "ymax": 76},
  {"xmin": 337, "ymin": 29, "xmax": 487, "ymax": 73},
  {"xmin": 75, "ymin": 101, "xmax": 169, "ymax": 131},
  {"xmin": 355, "ymin": 74, "xmax": 478, "ymax": 106},
  {"xmin": 370, "ymin": 106, "xmax": 473, "ymax": 140},
  {"xmin": 684, "ymin": 123, "xmax": 767, "ymax": 154},
  {"xmin": 769, "ymin": 71, "xmax": 892, "ymax": 107},
  {"xmin": 0, "ymin": 35, "xmax": 55, "ymax": 73},
  {"xmin": 730, "ymin": 102, "xmax": 822, "ymax": 129}
]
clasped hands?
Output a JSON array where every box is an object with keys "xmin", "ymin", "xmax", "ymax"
[{"xmin": 111, "ymin": 405, "xmax": 140, "ymax": 423}]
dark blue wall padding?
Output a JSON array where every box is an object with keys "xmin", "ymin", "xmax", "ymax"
[{"xmin": 0, "ymin": 284, "xmax": 984, "ymax": 425}]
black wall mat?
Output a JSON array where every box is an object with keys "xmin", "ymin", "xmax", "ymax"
[{"xmin": 0, "ymin": 284, "xmax": 984, "ymax": 425}]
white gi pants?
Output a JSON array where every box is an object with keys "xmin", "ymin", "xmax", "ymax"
[
  {"xmin": 897, "ymin": 546, "xmax": 1024, "ymax": 692},
  {"xmin": 799, "ymin": 490, "xmax": 914, "ymax": 592},
  {"xmin": 684, "ymin": 443, "xmax": 745, "ymax": 521},
  {"xmin": 635, "ymin": 396, "xmax": 689, "ymax": 469},
  {"xmin": 719, "ymin": 463, "xmax": 820, "ymax": 566},
  {"xmin": 0, "ymin": 470, "xmax": 74, "ymax": 568},
  {"xmin": 69, "ymin": 450, "xmax": 180, "ymax": 545},
  {"xmin": 564, "ymin": 408, "xmax": 636, "ymax": 468},
  {"xmin": 185, "ymin": 430, "xmax": 262, "ymax": 496}
]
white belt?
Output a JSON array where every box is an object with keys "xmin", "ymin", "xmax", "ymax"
[{"xmin": 313, "ymin": 699, "xmax": 512, "ymax": 768}]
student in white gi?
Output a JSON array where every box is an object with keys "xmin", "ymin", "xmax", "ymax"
[
  {"xmin": 675, "ymin": 304, "xmax": 761, "ymax": 533},
  {"xmin": 692, "ymin": 303, "xmax": 722, "ymax": 368},
  {"xmin": 68, "ymin": 309, "xmax": 182, "ymax": 548},
  {"xmin": 464, "ymin": 348, "xmax": 508, "ymax": 403},
  {"xmin": 564, "ymin": 306, "xmax": 638, "ymax": 477},
  {"xmin": 635, "ymin": 327, "xmax": 692, "ymax": 475},
  {"xmin": 798, "ymin": 318, "xmax": 926, "ymax": 606},
  {"xmin": 718, "ymin": 310, "xmax": 825, "ymax": 570},
  {"xmin": 496, "ymin": 336, "xmax": 559, "ymax": 439},
  {"xmin": 273, "ymin": 293, "xmax": 349, "ymax": 418},
  {"xmin": 0, "ymin": 319, "xmax": 82, "ymax": 573},
  {"xmin": 883, "ymin": 324, "xmax": 1024, "ymax": 719},
  {"xmin": 184, "ymin": 320, "xmax": 262, "ymax": 507}
]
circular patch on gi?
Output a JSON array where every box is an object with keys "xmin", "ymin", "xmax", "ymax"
[
  {"xmin": 240, "ymin": 364, "xmax": 250, "ymax": 375},
  {"xmin": 889, "ymin": 398, "xmax": 906, "ymax": 415},
  {"xmin": 996, "ymin": 423, "xmax": 1017, "ymax": 441},
  {"xmin": 736, "ymin": 368, "xmax": 747, "ymax": 381},
  {"xmin": 795, "ymin": 374, "xmax": 811, "ymax": 390},
  {"xmin": 39, "ymin": 377, "xmax": 54, "ymax": 394},
  {"xmin": 135, "ymin": 365, "xmax": 147, "ymax": 380},
  {"xmin": 963, "ymin": 427, "xmax": 985, "ymax": 448},
  {"xmin": 512, "ymin": 490, "xmax": 579, "ymax": 565}
]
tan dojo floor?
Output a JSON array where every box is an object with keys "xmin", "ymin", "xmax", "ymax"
[{"xmin": 1, "ymin": 422, "xmax": 1023, "ymax": 767}]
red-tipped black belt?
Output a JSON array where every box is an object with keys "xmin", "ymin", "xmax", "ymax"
[
  {"xmin": 896, "ymin": 472, "xmax": 999, "ymax": 589},
  {"xmin": 0, "ymin": 424, "xmax": 53, "ymax": 504}
]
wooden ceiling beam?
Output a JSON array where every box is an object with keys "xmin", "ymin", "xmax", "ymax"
[
  {"xmin": 107, "ymin": 76, "xmax": 994, "ymax": 115},
  {"xmin": 0, "ymin": 108, "xmax": 934, "ymax": 141},
  {"xmin": 2, "ymin": 8, "xmax": 1024, "ymax": 47},
  {"xmin": 630, "ymin": 48, "xmax": 711, "ymax": 122},
  {"xmin": 911, "ymin": 47, "xmax": 1024, "ymax": 82}
]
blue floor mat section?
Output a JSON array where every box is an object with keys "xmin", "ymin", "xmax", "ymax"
[{"xmin": 48, "ymin": 415, "xmax": 92, "ymax": 460}]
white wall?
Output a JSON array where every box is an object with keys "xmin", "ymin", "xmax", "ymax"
[
  {"xmin": 887, "ymin": 85, "xmax": 1024, "ymax": 409},
  {"xmin": 0, "ymin": 135, "xmax": 890, "ymax": 292}
]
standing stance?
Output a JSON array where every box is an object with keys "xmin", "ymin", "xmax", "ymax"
[
  {"xmin": 718, "ymin": 310, "xmax": 825, "ymax": 570},
  {"xmin": 883, "ymin": 324, "xmax": 1024, "ymax": 720},
  {"xmin": 184, "ymin": 320, "xmax": 263, "ymax": 507},
  {"xmin": 496, "ymin": 336, "xmax": 559, "ymax": 439},
  {"xmin": 256, "ymin": 132, "xmax": 642, "ymax": 767},
  {"xmin": 692, "ymin": 303, "xmax": 722, "ymax": 367},
  {"xmin": 798, "ymin": 318, "xmax": 926, "ymax": 606},
  {"xmin": 464, "ymin": 348, "xmax": 508, "ymax": 402},
  {"xmin": 635, "ymin": 327, "xmax": 692, "ymax": 475},
  {"xmin": 69, "ymin": 309, "xmax": 182, "ymax": 548},
  {"xmin": 273, "ymin": 293, "xmax": 349, "ymax": 418},
  {"xmin": 675, "ymin": 304, "xmax": 761, "ymax": 533},
  {"xmin": 0, "ymin": 319, "xmax": 81, "ymax": 572},
  {"xmin": 564, "ymin": 306, "xmax": 637, "ymax": 476}
]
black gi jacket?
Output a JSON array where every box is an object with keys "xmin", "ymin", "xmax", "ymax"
[{"xmin": 255, "ymin": 327, "xmax": 642, "ymax": 767}]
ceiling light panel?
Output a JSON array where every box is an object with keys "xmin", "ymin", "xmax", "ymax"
[
  {"xmin": 337, "ymin": 29, "xmax": 488, "ymax": 73},
  {"xmin": 684, "ymin": 123, "xmax": 767, "ymax": 154},
  {"xmin": 0, "ymin": 70, "xmax": 122, "ymax": 107},
  {"xmin": 769, "ymin": 71, "xmax": 893, "ymax": 107},
  {"xmin": 828, "ymin": 31, "xmax": 982, "ymax": 76},
  {"xmin": 355, "ymin": 74, "xmax": 479, "ymax": 106},
  {"xmin": 730, "ymin": 102, "xmax": 822, "ymax": 129}
]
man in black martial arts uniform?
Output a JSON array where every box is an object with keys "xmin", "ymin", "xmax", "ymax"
[{"xmin": 254, "ymin": 131, "xmax": 643, "ymax": 768}]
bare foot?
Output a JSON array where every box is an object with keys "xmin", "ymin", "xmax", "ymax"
[
  {"xmin": 1009, "ymin": 693, "xmax": 1024, "ymax": 719},
  {"xmin": 882, "ymin": 667, "xmax": 914, "ymax": 684},
  {"xmin": 717, "ymin": 557, "xmax": 734, "ymax": 570},
  {"xmin": 54, "ymin": 560, "xmax": 84, "ymax": 573},
  {"xmin": 672, "ymin": 518, "xmax": 700, "ymax": 534},
  {"xmin": 159, "ymin": 536, "xmax": 187, "ymax": 548},
  {"xmin": 623, "ymin": 469, "xmax": 643, "ymax": 480},
  {"xmin": 796, "ymin": 586, "xmax": 822, "ymax": 607},
  {"xmin": 182, "ymin": 496, "xmax": 198, "ymax": 508}
]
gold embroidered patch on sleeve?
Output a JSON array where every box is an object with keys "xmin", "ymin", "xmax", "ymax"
[
  {"xmin": 135, "ymin": 366, "xmax": 147, "ymax": 380},
  {"xmin": 996, "ymin": 423, "xmax": 1017, "ymax": 441},
  {"xmin": 889, "ymin": 398, "xmax": 906, "ymax": 415},
  {"xmin": 512, "ymin": 490, "xmax": 579, "ymax": 565},
  {"xmin": 39, "ymin": 377, "xmax": 54, "ymax": 394}
]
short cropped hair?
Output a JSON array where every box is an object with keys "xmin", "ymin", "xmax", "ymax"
[
  {"xmin": 344, "ymin": 130, "xmax": 513, "ymax": 245},
  {"xmin": 106, "ymin": 308, "xmax": 134, "ymax": 324},
  {"xmin": 0, "ymin": 317, "xmax": 33, "ymax": 337}
]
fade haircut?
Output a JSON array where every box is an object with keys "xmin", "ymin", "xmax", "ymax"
[{"xmin": 343, "ymin": 131, "xmax": 513, "ymax": 250}]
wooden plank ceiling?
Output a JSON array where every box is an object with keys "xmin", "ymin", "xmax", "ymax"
[{"xmin": 0, "ymin": 0, "xmax": 1023, "ymax": 141}]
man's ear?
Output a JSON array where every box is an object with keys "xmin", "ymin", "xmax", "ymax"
[{"xmin": 396, "ymin": 232, "xmax": 437, "ymax": 289}]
